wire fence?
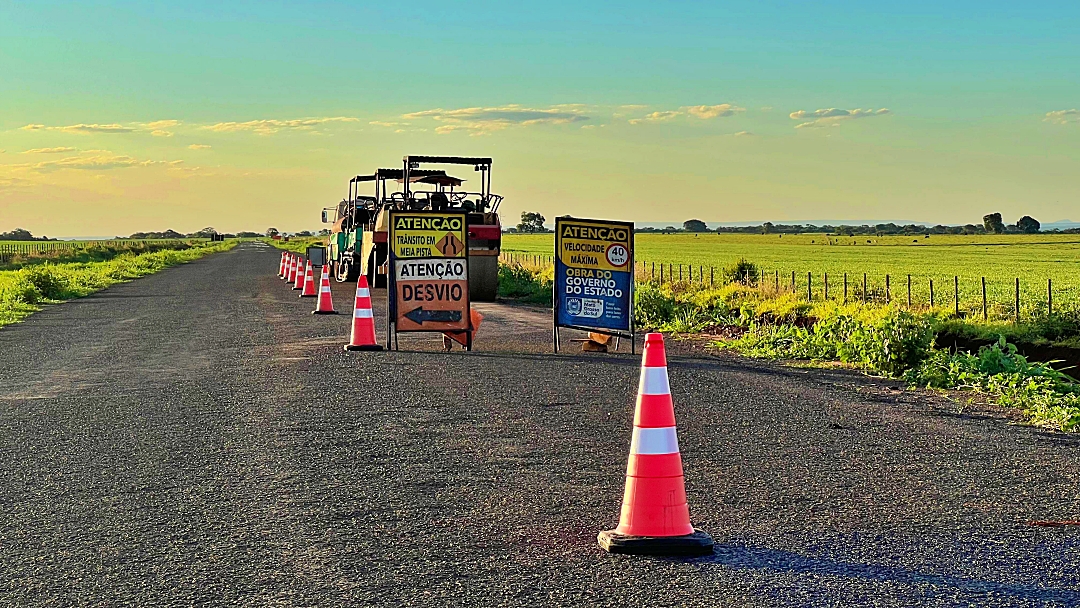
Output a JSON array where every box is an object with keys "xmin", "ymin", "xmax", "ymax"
[
  {"xmin": 500, "ymin": 251, "xmax": 1078, "ymax": 324},
  {"xmin": 0, "ymin": 239, "xmax": 205, "ymax": 263}
]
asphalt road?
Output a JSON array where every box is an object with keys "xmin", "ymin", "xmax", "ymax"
[{"xmin": 2, "ymin": 242, "xmax": 1079, "ymax": 607}]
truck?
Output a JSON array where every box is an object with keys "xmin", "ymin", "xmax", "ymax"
[{"xmin": 324, "ymin": 155, "xmax": 503, "ymax": 301}]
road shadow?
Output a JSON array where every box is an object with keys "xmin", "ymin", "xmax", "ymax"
[{"xmin": 667, "ymin": 543, "xmax": 1080, "ymax": 604}]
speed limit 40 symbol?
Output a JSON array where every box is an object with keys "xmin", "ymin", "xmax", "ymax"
[{"xmin": 605, "ymin": 243, "xmax": 629, "ymax": 267}]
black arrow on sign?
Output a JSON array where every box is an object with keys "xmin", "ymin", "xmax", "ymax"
[{"xmin": 404, "ymin": 307, "xmax": 462, "ymax": 324}]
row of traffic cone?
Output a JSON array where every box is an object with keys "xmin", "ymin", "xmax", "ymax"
[
  {"xmin": 278, "ymin": 251, "xmax": 382, "ymax": 350},
  {"xmin": 277, "ymin": 254, "xmax": 707, "ymax": 555}
]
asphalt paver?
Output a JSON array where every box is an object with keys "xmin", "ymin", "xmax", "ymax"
[{"xmin": 2, "ymin": 243, "xmax": 1078, "ymax": 607}]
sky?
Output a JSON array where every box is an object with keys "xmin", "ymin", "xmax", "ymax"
[{"xmin": 1, "ymin": 1, "xmax": 1078, "ymax": 236}]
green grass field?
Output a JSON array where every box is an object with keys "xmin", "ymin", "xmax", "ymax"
[{"xmin": 502, "ymin": 233, "xmax": 1080, "ymax": 317}]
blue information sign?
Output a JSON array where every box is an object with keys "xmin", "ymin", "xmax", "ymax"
[{"xmin": 553, "ymin": 216, "xmax": 635, "ymax": 341}]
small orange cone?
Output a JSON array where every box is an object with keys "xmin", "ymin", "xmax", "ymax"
[
  {"xmin": 442, "ymin": 309, "xmax": 483, "ymax": 350},
  {"xmin": 344, "ymin": 276, "xmax": 382, "ymax": 351},
  {"xmin": 598, "ymin": 333, "xmax": 713, "ymax": 556},
  {"xmin": 293, "ymin": 256, "xmax": 306, "ymax": 290},
  {"xmin": 312, "ymin": 264, "xmax": 338, "ymax": 314},
  {"xmin": 286, "ymin": 254, "xmax": 297, "ymax": 283},
  {"xmin": 278, "ymin": 251, "xmax": 287, "ymax": 278},
  {"xmin": 300, "ymin": 260, "xmax": 317, "ymax": 297}
]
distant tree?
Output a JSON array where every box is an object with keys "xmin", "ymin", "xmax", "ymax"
[
  {"xmin": 188, "ymin": 227, "xmax": 218, "ymax": 238},
  {"xmin": 683, "ymin": 219, "xmax": 708, "ymax": 232},
  {"xmin": 266, "ymin": 227, "xmax": 279, "ymax": 238},
  {"xmin": 761, "ymin": 222, "xmax": 774, "ymax": 234},
  {"xmin": 982, "ymin": 213, "xmax": 1005, "ymax": 234},
  {"xmin": 0, "ymin": 228, "xmax": 36, "ymax": 241},
  {"xmin": 318, "ymin": 228, "xmax": 331, "ymax": 236},
  {"xmin": 1016, "ymin": 216, "xmax": 1040, "ymax": 233},
  {"xmin": 235, "ymin": 231, "xmax": 262, "ymax": 238},
  {"xmin": 516, "ymin": 212, "xmax": 547, "ymax": 233},
  {"xmin": 294, "ymin": 230, "xmax": 314, "ymax": 237}
]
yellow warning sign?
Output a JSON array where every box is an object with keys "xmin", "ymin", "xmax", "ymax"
[
  {"xmin": 557, "ymin": 218, "xmax": 632, "ymax": 272},
  {"xmin": 390, "ymin": 212, "xmax": 467, "ymax": 259}
]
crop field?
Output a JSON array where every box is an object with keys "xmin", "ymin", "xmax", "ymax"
[{"xmin": 502, "ymin": 233, "xmax": 1080, "ymax": 318}]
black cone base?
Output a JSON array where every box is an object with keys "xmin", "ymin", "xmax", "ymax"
[
  {"xmin": 344, "ymin": 344, "xmax": 384, "ymax": 352},
  {"xmin": 597, "ymin": 529, "xmax": 714, "ymax": 556},
  {"xmin": 312, "ymin": 310, "xmax": 339, "ymax": 315}
]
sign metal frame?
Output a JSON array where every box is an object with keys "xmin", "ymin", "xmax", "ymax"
[
  {"xmin": 387, "ymin": 210, "xmax": 472, "ymax": 351},
  {"xmin": 552, "ymin": 216, "xmax": 635, "ymax": 354}
]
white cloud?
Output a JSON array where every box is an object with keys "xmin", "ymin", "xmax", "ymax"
[
  {"xmin": 789, "ymin": 108, "xmax": 891, "ymax": 129},
  {"xmin": 21, "ymin": 123, "xmax": 136, "ymax": 134},
  {"xmin": 203, "ymin": 117, "xmax": 360, "ymax": 135},
  {"xmin": 22, "ymin": 147, "xmax": 78, "ymax": 154},
  {"xmin": 686, "ymin": 104, "xmax": 743, "ymax": 119},
  {"xmin": 628, "ymin": 110, "xmax": 682, "ymax": 125},
  {"xmin": 22, "ymin": 153, "xmax": 180, "ymax": 172},
  {"xmin": 402, "ymin": 105, "xmax": 589, "ymax": 135},
  {"xmin": 1045, "ymin": 109, "xmax": 1079, "ymax": 125},
  {"xmin": 150, "ymin": 130, "xmax": 174, "ymax": 137},
  {"xmin": 144, "ymin": 120, "xmax": 181, "ymax": 129},
  {"xmin": 734, "ymin": 131, "xmax": 754, "ymax": 137},
  {"xmin": 188, "ymin": 144, "xmax": 212, "ymax": 150}
]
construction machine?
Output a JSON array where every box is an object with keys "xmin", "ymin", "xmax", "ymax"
[{"xmin": 324, "ymin": 155, "xmax": 503, "ymax": 301}]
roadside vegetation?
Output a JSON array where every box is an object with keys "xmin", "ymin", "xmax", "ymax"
[
  {"xmin": 263, "ymin": 236, "xmax": 326, "ymax": 254},
  {"xmin": 0, "ymin": 240, "xmax": 237, "ymax": 327},
  {"xmin": 499, "ymin": 257, "xmax": 1080, "ymax": 432}
]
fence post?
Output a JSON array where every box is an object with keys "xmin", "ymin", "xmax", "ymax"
[
  {"xmin": 1048, "ymin": 278, "xmax": 1053, "ymax": 316},
  {"xmin": 824, "ymin": 272, "xmax": 828, "ymax": 300},
  {"xmin": 907, "ymin": 275, "xmax": 912, "ymax": 307},
  {"xmin": 886, "ymin": 275, "xmax": 890, "ymax": 303},
  {"xmin": 807, "ymin": 272, "xmax": 812, "ymax": 301},
  {"xmin": 844, "ymin": 273, "xmax": 848, "ymax": 302},
  {"xmin": 954, "ymin": 276, "xmax": 960, "ymax": 317},
  {"xmin": 660, "ymin": 264, "xmax": 664, "ymax": 283},
  {"xmin": 930, "ymin": 279, "xmax": 935, "ymax": 307},
  {"xmin": 982, "ymin": 277, "xmax": 988, "ymax": 320},
  {"xmin": 862, "ymin": 273, "xmax": 867, "ymax": 303},
  {"xmin": 774, "ymin": 269, "xmax": 779, "ymax": 291},
  {"xmin": 791, "ymin": 271, "xmax": 796, "ymax": 293},
  {"xmin": 1015, "ymin": 277, "xmax": 1020, "ymax": 323}
]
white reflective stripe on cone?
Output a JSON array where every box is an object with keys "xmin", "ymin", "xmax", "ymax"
[
  {"xmin": 638, "ymin": 366, "xmax": 671, "ymax": 395},
  {"xmin": 629, "ymin": 426, "xmax": 679, "ymax": 455},
  {"xmin": 354, "ymin": 309, "xmax": 373, "ymax": 318},
  {"xmin": 320, "ymin": 286, "xmax": 331, "ymax": 292},
  {"xmin": 356, "ymin": 288, "xmax": 370, "ymax": 297}
]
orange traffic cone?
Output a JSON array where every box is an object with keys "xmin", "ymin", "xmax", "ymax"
[
  {"xmin": 293, "ymin": 256, "xmax": 306, "ymax": 290},
  {"xmin": 598, "ymin": 333, "xmax": 713, "ymax": 555},
  {"xmin": 312, "ymin": 264, "xmax": 338, "ymax": 314},
  {"xmin": 285, "ymin": 254, "xmax": 295, "ymax": 282},
  {"xmin": 278, "ymin": 251, "xmax": 287, "ymax": 278},
  {"xmin": 300, "ymin": 260, "xmax": 317, "ymax": 297},
  {"xmin": 344, "ymin": 276, "xmax": 382, "ymax": 351}
]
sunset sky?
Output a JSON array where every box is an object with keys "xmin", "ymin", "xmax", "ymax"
[{"xmin": 2, "ymin": 1, "xmax": 1078, "ymax": 236}]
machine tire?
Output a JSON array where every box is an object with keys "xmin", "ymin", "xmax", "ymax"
[
  {"xmin": 468, "ymin": 255, "xmax": 499, "ymax": 302},
  {"xmin": 335, "ymin": 255, "xmax": 360, "ymax": 283}
]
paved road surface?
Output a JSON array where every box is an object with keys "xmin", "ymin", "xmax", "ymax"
[{"xmin": 2, "ymin": 243, "xmax": 1078, "ymax": 607}]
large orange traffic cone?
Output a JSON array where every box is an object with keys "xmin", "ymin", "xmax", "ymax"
[
  {"xmin": 312, "ymin": 264, "xmax": 338, "ymax": 314},
  {"xmin": 285, "ymin": 254, "xmax": 295, "ymax": 282},
  {"xmin": 300, "ymin": 260, "xmax": 317, "ymax": 297},
  {"xmin": 278, "ymin": 251, "xmax": 287, "ymax": 278},
  {"xmin": 344, "ymin": 276, "xmax": 382, "ymax": 351},
  {"xmin": 598, "ymin": 333, "xmax": 713, "ymax": 556},
  {"xmin": 293, "ymin": 257, "xmax": 306, "ymax": 290}
]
